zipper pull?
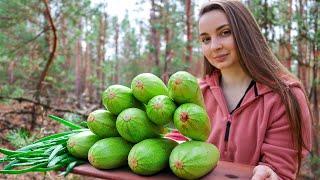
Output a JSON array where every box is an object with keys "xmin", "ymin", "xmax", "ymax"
[{"xmin": 224, "ymin": 115, "xmax": 232, "ymax": 142}]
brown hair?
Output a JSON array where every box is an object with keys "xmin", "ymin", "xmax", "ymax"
[{"xmin": 199, "ymin": 0, "xmax": 311, "ymax": 176}]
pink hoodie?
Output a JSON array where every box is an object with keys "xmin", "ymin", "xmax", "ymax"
[{"xmin": 199, "ymin": 71, "xmax": 312, "ymax": 180}]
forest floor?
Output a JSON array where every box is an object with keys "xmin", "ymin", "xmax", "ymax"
[{"xmin": 0, "ymin": 101, "xmax": 315, "ymax": 180}]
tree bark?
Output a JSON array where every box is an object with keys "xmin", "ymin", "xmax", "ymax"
[
  {"xmin": 7, "ymin": 61, "xmax": 16, "ymax": 84},
  {"xmin": 60, "ymin": 15, "xmax": 71, "ymax": 70},
  {"xmin": 162, "ymin": 1, "xmax": 173, "ymax": 84},
  {"xmin": 185, "ymin": 0, "xmax": 192, "ymax": 69},
  {"xmin": 311, "ymin": 56, "xmax": 319, "ymax": 180},
  {"xmin": 101, "ymin": 13, "xmax": 107, "ymax": 91},
  {"xmin": 262, "ymin": 0, "xmax": 269, "ymax": 39},
  {"xmin": 278, "ymin": 0, "xmax": 292, "ymax": 70},
  {"xmin": 97, "ymin": 13, "xmax": 107, "ymax": 93},
  {"xmin": 35, "ymin": 0, "xmax": 57, "ymax": 99},
  {"xmin": 296, "ymin": 0, "xmax": 310, "ymax": 91},
  {"xmin": 82, "ymin": 41, "xmax": 90, "ymax": 103},
  {"xmin": 163, "ymin": 28, "xmax": 173, "ymax": 84},
  {"xmin": 75, "ymin": 25, "xmax": 84, "ymax": 104},
  {"xmin": 150, "ymin": 0, "xmax": 161, "ymax": 69},
  {"xmin": 113, "ymin": 20, "xmax": 120, "ymax": 84},
  {"xmin": 310, "ymin": 1, "xmax": 319, "ymax": 178},
  {"xmin": 32, "ymin": 0, "xmax": 57, "ymax": 130}
]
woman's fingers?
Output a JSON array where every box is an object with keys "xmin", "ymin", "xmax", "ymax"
[{"xmin": 251, "ymin": 165, "xmax": 278, "ymax": 180}]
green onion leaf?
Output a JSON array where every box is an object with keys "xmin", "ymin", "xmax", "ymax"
[{"xmin": 48, "ymin": 115, "xmax": 83, "ymax": 130}]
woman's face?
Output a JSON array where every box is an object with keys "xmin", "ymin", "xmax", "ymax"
[{"xmin": 199, "ymin": 10, "xmax": 240, "ymax": 71}]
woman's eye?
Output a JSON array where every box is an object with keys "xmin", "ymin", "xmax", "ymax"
[
  {"xmin": 221, "ymin": 30, "xmax": 231, "ymax": 36},
  {"xmin": 201, "ymin": 37, "xmax": 211, "ymax": 44}
]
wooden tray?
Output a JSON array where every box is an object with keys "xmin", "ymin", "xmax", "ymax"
[{"xmin": 73, "ymin": 161, "xmax": 254, "ymax": 180}]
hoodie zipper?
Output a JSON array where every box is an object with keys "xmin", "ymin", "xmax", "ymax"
[
  {"xmin": 223, "ymin": 113, "xmax": 232, "ymax": 155},
  {"xmin": 222, "ymin": 96, "xmax": 261, "ymax": 156},
  {"xmin": 224, "ymin": 114, "xmax": 232, "ymax": 142},
  {"xmin": 222, "ymin": 80, "xmax": 256, "ymax": 154}
]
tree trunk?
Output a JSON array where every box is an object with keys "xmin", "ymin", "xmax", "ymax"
[
  {"xmin": 36, "ymin": 0, "xmax": 57, "ymax": 97},
  {"xmin": 60, "ymin": 16, "xmax": 71, "ymax": 70},
  {"xmin": 278, "ymin": 0, "xmax": 292, "ymax": 70},
  {"xmin": 285, "ymin": 0, "xmax": 292, "ymax": 70},
  {"xmin": 101, "ymin": 13, "xmax": 107, "ymax": 91},
  {"xmin": 163, "ymin": 28, "xmax": 173, "ymax": 84},
  {"xmin": 33, "ymin": 0, "xmax": 57, "ymax": 130},
  {"xmin": 311, "ymin": 56, "xmax": 319, "ymax": 180},
  {"xmin": 296, "ymin": 0, "xmax": 310, "ymax": 91},
  {"xmin": 113, "ymin": 20, "xmax": 119, "ymax": 84},
  {"xmin": 310, "ymin": 1, "xmax": 319, "ymax": 178},
  {"xmin": 262, "ymin": 0, "xmax": 269, "ymax": 39},
  {"xmin": 185, "ymin": 0, "xmax": 192, "ymax": 69},
  {"xmin": 43, "ymin": 3, "xmax": 51, "ymax": 55},
  {"xmin": 7, "ymin": 61, "xmax": 16, "ymax": 84},
  {"xmin": 96, "ymin": 13, "xmax": 107, "ymax": 96},
  {"xmin": 75, "ymin": 23, "xmax": 84, "ymax": 104},
  {"xmin": 162, "ymin": 1, "xmax": 173, "ymax": 84},
  {"xmin": 150, "ymin": 0, "xmax": 161, "ymax": 70},
  {"xmin": 84, "ymin": 43, "xmax": 94, "ymax": 103}
]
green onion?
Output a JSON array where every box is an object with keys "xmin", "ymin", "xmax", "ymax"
[
  {"xmin": 0, "ymin": 162, "xmax": 48, "ymax": 174},
  {"xmin": 48, "ymin": 115, "xmax": 83, "ymax": 130},
  {"xmin": 48, "ymin": 154, "xmax": 69, "ymax": 167},
  {"xmin": 0, "ymin": 148, "xmax": 24, "ymax": 156},
  {"xmin": 0, "ymin": 115, "xmax": 86, "ymax": 176},
  {"xmin": 48, "ymin": 145, "xmax": 65, "ymax": 161}
]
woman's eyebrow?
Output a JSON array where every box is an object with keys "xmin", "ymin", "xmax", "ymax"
[
  {"xmin": 199, "ymin": 32, "xmax": 208, "ymax": 36},
  {"xmin": 216, "ymin": 24, "xmax": 229, "ymax": 31},
  {"xmin": 199, "ymin": 24, "xmax": 230, "ymax": 36}
]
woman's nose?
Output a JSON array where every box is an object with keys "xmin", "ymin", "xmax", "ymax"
[{"xmin": 210, "ymin": 37, "xmax": 223, "ymax": 50}]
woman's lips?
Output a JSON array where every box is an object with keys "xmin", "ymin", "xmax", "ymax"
[{"xmin": 213, "ymin": 53, "xmax": 229, "ymax": 62}]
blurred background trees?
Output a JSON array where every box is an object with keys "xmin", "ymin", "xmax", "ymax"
[{"xmin": 0, "ymin": 0, "xmax": 319, "ymax": 178}]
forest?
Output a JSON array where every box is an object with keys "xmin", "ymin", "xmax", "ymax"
[{"xmin": 0, "ymin": 0, "xmax": 319, "ymax": 179}]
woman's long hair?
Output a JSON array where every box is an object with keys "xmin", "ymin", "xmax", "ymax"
[{"xmin": 199, "ymin": 0, "xmax": 311, "ymax": 176}]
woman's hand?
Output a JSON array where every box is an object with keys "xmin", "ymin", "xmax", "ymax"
[{"xmin": 251, "ymin": 165, "xmax": 279, "ymax": 180}]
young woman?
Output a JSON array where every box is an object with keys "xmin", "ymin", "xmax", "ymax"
[{"xmin": 198, "ymin": 0, "xmax": 312, "ymax": 179}]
